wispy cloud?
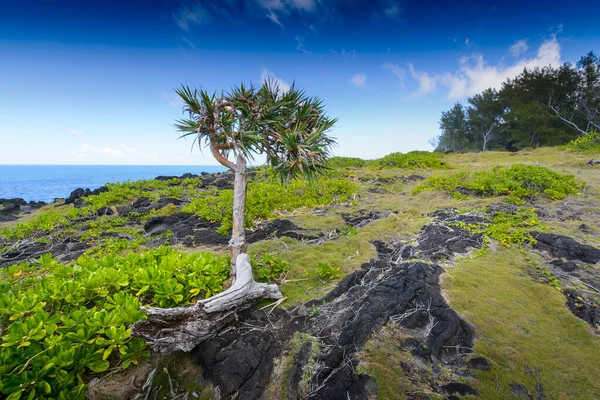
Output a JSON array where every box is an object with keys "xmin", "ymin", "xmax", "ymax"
[
  {"xmin": 509, "ymin": 39, "xmax": 528, "ymax": 56},
  {"xmin": 330, "ymin": 48, "xmax": 356, "ymax": 60},
  {"xmin": 408, "ymin": 63, "xmax": 438, "ymax": 96},
  {"xmin": 349, "ymin": 73, "xmax": 367, "ymax": 87},
  {"xmin": 382, "ymin": 63, "xmax": 406, "ymax": 88},
  {"xmin": 464, "ymin": 38, "xmax": 476, "ymax": 49},
  {"xmin": 295, "ymin": 36, "xmax": 310, "ymax": 54},
  {"xmin": 257, "ymin": 0, "xmax": 316, "ymax": 27},
  {"xmin": 68, "ymin": 129, "xmax": 85, "ymax": 137},
  {"xmin": 173, "ymin": 4, "xmax": 206, "ymax": 31},
  {"xmin": 162, "ymin": 92, "xmax": 183, "ymax": 108},
  {"xmin": 383, "ymin": 0, "xmax": 403, "ymax": 19},
  {"xmin": 181, "ymin": 36, "xmax": 196, "ymax": 48},
  {"xmin": 260, "ymin": 69, "xmax": 291, "ymax": 93}
]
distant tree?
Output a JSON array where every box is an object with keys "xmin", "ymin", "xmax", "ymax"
[
  {"xmin": 437, "ymin": 103, "xmax": 471, "ymax": 151},
  {"xmin": 467, "ymin": 89, "xmax": 504, "ymax": 151},
  {"xmin": 175, "ymin": 81, "xmax": 336, "ymax": 276},
  {"xmin": 550, "ymin": 51, "xmax": 600, "ymax": 134},
  {"xmin": 500, "ymin": 66, "xmax": 573, "ymax": 148}
]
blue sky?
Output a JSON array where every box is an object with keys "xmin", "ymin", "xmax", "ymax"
[{"xmin": 1, "ymin": 0, "xmax": 598, "ymax": 165}]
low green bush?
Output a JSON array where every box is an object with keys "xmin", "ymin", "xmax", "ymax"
[
  {"xmin": 0, "ymin": 247, "xmax": 229, "ymax": 399},
  {"xmin": 561, "ymin": 130, "xmax": 600, "ymax": 153},
  {"xmin": 327, "ymin": 156, "xmax": 369, "ymax": 168},
  {"xmin": 413, "ymin": 164, "xmax": 583, "ymax": 204},
  {"xmin": 483, "ymin": 209, "xmax": 541, "ymax": 247},
  {"xmin": 316, "ymin": 262, "xmax": 341, "ymax": 280},
  {"xmin": 182, "ymin": 177, "xmax": 358, "ymax": 234},
  {"xmin": 252, "ymin": 253, "xmax": 290, "ymax": 283},
  {"xmin": 375, "ymin": 151, "xmax": 448, "ymax": 169}
]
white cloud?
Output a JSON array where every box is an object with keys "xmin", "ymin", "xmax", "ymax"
[
  {"xmin": 181, "ymin": 36, "xmax": 196, "ymax": 48},
  {"xmin": 173, "ymin": 4, "xmax": 206, "ymax": 31},
  {"xmin": 260, "ymin": 69, "xmax": 291, "ymax": 93},
  {"xmin": 382, "ymin": 63, "xmax": 406, "ymax": 88},
  {"xmin": 162, "ymin": 92, "xmax": 183, "ymax": 108},
  {"xmin": 330, "ymin": 48, "xmax": 357, "ymax": 60},
  {"xmin": 258, "ymin": 0, "xmax": 316, "ymax": 27},
  {"xmin": 408, "ymin": 63, "xmax": 438, "ymax": 96},
  {"xmin": 68, "ymin": 129, "xmax": 85, "ymax": 137},
  {"xmin": 441, "ymin": 35, "xmax": 561, "ymax": 99},
  {"xmin": 464, "ymin": 38, "xmax": 475, "ymax": 49},
  {"xmin": 295, "ymin": 36, "xmax": 310, "ymax": 54},
  {"xmin": 384, "ymin": 4, "xmax": 400, "ymax": 18},
  {"xmin": 509, "ymin": 39, "xmax": 528, "ymax": 56},
  {"xmin": 349, "ymin": 73, "xmax": 367, "ymax": 87}
]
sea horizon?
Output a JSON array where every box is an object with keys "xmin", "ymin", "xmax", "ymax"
[{"xmin": 0, "ymin": 164, "xmax": 228, "ymax": 203}]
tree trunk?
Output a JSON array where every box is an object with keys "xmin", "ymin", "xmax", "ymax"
[
  {"xmin": 131, "ymin": 253, "xmax": 283, "ymax": 353},
  {"xmin": 229, "ymin": 154, "xmax": 248, "ymax": 280}
]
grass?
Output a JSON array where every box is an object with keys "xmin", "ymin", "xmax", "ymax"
[
  {"xmin": 443, "ymin": 248, "xmax": 600, "ymax": 399},
  {"xmin": 3, "ymin": 146, "xmax": 600, "ymax": 397}
]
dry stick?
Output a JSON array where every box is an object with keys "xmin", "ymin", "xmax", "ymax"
[
  {"xmin": 15, "ymin": 347, "xmax": 50, "ymax": 374},
  {"xmin": 581, "ymin": 281, "xmax": 600, "ymax": 294}
]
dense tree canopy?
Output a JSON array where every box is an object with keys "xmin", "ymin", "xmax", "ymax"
[{"xmin": 433, "ymin": 50, "xmax": 599, "ymax": 152}]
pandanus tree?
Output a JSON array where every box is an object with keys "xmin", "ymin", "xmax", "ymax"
[
  {"xmin": 175, "ymin": 81, "xmax": 336, "ymax": 276},
  {"xmin": 132, "ymin": 81, "xmax": 337, "ymax": 353}
]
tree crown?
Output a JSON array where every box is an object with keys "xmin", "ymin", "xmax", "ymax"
[{"xmin": 175, "ymin": 81, "xmax": 337, "ymax": 181}]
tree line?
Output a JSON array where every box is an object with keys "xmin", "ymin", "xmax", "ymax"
[{"xmin": 432, "ymin": 51, "xmax": 599, "ymax": 152}]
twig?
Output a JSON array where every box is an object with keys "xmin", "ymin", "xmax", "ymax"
[
  {"xmin": 582, "ymin": 282, "xmax": 600, "ymax": 294},
  {"xmin": 15, "ymin": 347, "xmax": 50, "ymax": 374}
]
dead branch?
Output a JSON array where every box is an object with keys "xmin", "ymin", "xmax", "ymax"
[{"xmin": 131, "ymin": 253, "xmax": 283, "ymax": 353}]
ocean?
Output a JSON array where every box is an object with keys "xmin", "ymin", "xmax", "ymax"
[{"xmin": 0, "ymin": 165, "xmax": 227, "ymax": 203}]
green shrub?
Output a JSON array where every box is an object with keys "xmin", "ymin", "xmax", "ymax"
[
  {"xmin": 483, "ymin": 209, "xmax": 540, "ymax": 247},
  {"xmin": 561, "ymin": 130, "xmax": 600, "ymax": 153},
  {"xmin": 182, "ymin": 177, "xmax": 358, "ymax": 234},
  {"xmin": 252, "ymin": 254, "xmax": 290, "ymax": 283},
  {"xmin": 316, "ymin": 262, "xmax": 341, "ymax": 280},
  {"xmin": 0, "ymin": 247, "xmax": 229, "ymax": 399},
  {"xmin": 413, "ymin": 164, "xmax": 583, "ymax": 204},
  {"xmin": 0, "ymin": 211, "xmax": 66, "ymax": 240},
  {"xmin": 375, "ymin": 151, "xmax": 448, "ymax": 169},
  {"xmin": 327, "ymin": 156, "xmax": 368, "ymax": 168}
]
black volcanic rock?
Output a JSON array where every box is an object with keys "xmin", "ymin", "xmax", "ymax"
[
  {"xmin": 64, "ymin": 186, "xmax": 108, "ymax": 205},
  {"xmin": 531, "ymin": 231, "xmax": 600, "ymax": 264}
]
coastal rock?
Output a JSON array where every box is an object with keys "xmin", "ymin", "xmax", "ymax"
[
  {"xmin": 0, "ymin": 198, "xmax": 45, "ymax": 221},
  {"xmin": 190, "ymin": 212, "xmax": 480, "ymax": 400},
  {"xmin": 64, "ymin": 186, "xmax": 108, "ymax": 205},
  {"xmin": 531, "ymin": 231, "xmax": 600, "ymax": 264}
]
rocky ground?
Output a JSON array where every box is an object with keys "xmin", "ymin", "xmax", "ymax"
[{"xmin": 1, "ymin": 148, "xmax": 600, "ymax": 399}]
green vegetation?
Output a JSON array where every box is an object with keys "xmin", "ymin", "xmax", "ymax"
[
  {"xmin": 327, "ymin": 156, "xmax": 368, "ymax": 168},
  {"xmin": 375, "ymin": 150, "xmax": 449, "ymax": 169},
  {"xmin": 280, "ymin": 333, "xmax": 323, "ymax": 398},
  {"xmin": 562, "ymin": 130, "xmax": 600, "ymax": 153},
  {"xmin": 253, "ymin": 253, "xmax": 290, "ymax": 283},
  {"xmin": 483, "ymin": 209, "xmax": 541, "ymax": 247},
  {"xmin": 444, "ymin": 249, "xmax": 600, "ymax": 399},
  {"xmin": 182, "ymin": 176, "xmax": 358, "ymax": 234},
  {"xmin": 83, "ymin": 178, "xmax": 201, "ymax": 211},
  {"xmin": 2, "ymin": 145, "xmax": 599, "ymax": 398},
  {"xmin": 0, "ymin": 177, "xmax": 202, "ymax": 240},
  {"xmin": 0, "ymin": 247, "xmax": 229, "ymax": 399},
  {"xmin": 413, "ymin": 164, "xmax": 583, "ymax": 204},
  {"xmin": 434, "ymin": 50, "xmax": 599, "ymax": 152},
  {"xmin": 316, "ymin": 262, "xmax": 341, "ymax": 280}
]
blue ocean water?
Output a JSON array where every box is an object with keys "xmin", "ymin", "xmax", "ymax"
[{"xmin": 0, "ymin": 165, "xmax": 227, "ymax": 203}]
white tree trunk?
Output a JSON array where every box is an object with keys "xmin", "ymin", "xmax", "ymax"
[
  {"xmin": 131, "ymin": 254, "xmax": 283, "ymax": 353},
  {"xmin": 229, "ymin": 154, "xmax": 248, "ymax": 281}
]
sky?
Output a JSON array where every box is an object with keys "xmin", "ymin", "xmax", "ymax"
[{"xmin": 0, "ymin": 0, "xmax": 599, "ymax": 165}]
